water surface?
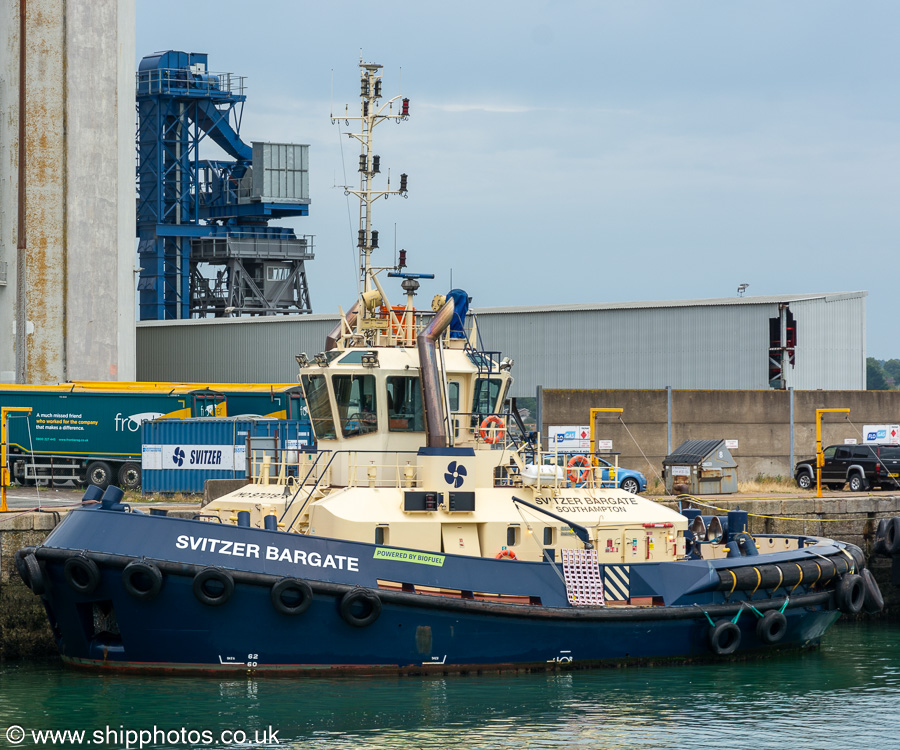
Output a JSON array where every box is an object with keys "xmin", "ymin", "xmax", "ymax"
[{"xmin": 1, "ymin": 620, "xmax": 897, "ymax": 749}]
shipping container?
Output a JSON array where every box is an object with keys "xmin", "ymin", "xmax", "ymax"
[{"xmin": 141, "ymin": 418, "xmax": 314, "ymax": 493}]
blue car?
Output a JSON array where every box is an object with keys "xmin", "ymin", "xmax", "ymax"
[{"xmin": 531, "ymin": 454, "xmax": 648, "ymax": 494}]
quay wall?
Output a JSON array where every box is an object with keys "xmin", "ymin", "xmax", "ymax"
[
  {"xmin": 0, "ymin": 513, "xmax": 59, "ymax": 659},
  {"xmin": 543, "ymin": 388, "xmax": 900, "ymax": 479}
]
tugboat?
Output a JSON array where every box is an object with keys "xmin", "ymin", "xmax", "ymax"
[{"xmin": 17, "ymin": 62, "xmax": 882, "ymax": 673}]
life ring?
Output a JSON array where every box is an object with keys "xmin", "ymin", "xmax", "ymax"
[
  {"xmin": 836, "ymin": 573, "xmax": 865, "ymax": 614},
  {"xmin": 708, "ymin": 619, "xmax": 741, "ymax": 655},
  {"xmin": 755, "ymin": 610, "xmax": 787, "ymax": 645},
  {"xmin": 479, "ymin": 415, "xmax": 506, "ymax": 444},
  {"xmin": 23, "ymin": 553, "xmax": 45, "ymax": 596},
  {"xmin": 495, "ymin": 549, "xmax": 517, "ymax": 560},
  {"xmin": 340, "ymin": 588, "xmax": 382, "ymax": 628},
  {"xmin": 64, "ymin": 556, "xmax": 101, "ymax": 595},
  {"xmin": 122, "ymin": 560, "xmax": 164, "ymax": 601},
  {"xmin": 566, "ymin": 455, "xmax": 592, "ymax": 484},
  {"xmin": 192, "ymin": 567, "xmax": 234, "ymax": 607},
  {"xmin": 271, "ymin": 578, "xmax": 314, "ymax": 616}
]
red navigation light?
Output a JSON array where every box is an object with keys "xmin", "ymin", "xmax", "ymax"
[
  {"xmin": 401, "ymin": 98, "xmax": 410, "ymax": 116},
  {"xmin": 398, "ymin": 249, "xmax": 407, "ymax": 268}
]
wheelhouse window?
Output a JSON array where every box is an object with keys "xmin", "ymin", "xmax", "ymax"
[
  {"xmin": 333, "ymin": 374, "xmax": 378, "ymax": 437},
  {"xmin": 300, "ymin": 374, "xmax": 336, "ymax": 440},
  {"xmin": 448, "ymin": 381, "xmax": 460, "ymax": 412},
  {"xmin": 473, "ymin": 378, "xmax": 502, "ymax": 417},
  {"xmin": 386, "ymin": 376, "xmax": 425, "ymax": 432}
]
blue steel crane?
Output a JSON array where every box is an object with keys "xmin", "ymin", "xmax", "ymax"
[{"xmin": 136, "ymin": 50, "xmax": 313, "ymax": 320}]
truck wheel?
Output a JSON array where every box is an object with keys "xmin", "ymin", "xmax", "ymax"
[
  {"xmin": 118, "ymin": 463, "xmax": 141, "ymax": 490},
  {"xmin": 848, "ymin": 473, "xmax": 866, "ymax": 492},
  {"xmin": 86, "ymin": 461, "xmax": 112, "ymax": 490},
  {"xmin": 796, "ymin": 473, "xmax": 812, "ymax": 490}
]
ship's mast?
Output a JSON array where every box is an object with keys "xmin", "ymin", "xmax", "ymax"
[{"xmin": 333, "ymin": 61, "xmax": 409, "ymax": 325}]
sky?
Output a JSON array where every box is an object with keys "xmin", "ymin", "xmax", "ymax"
[{"xmin": 136, "ymin": 1, "xmax": 900, "ymax": 357}]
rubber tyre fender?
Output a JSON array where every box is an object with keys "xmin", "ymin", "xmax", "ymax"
[
  {"xmin": 64, "ymin": 556, "xmax": 101, "ymax": 596},
  {"xmin": 836, "ymin": 573, "xmax": 866, "ymax": 614},
  {"xmin": 23, "ymin": 553, "xmax": 45, "ymax": 596},
  {"xmin": 708, "ymin": 619, "xmax": 741, "ymax": 655},
  {"xmin": 122, "ymin": 560, "xmax": 164, "ymax": 601},
  {"xmin": 886, "ymin": 517, "xmax": 900, "ymax": 556},
  {"xmin": 861, "ymin": 568, "xmax": 885, "ymax": 614},
  {"xmin": 755, "ymin": 610, "xmax": 788, "ymax": 645},
  {"xmin": 14, "ymin": 549, "xmax": 31, "ymax": 586},
  {"xmin": 874, "ymin": 518, "xmax": 888, "ymax": 557},
  {"xmin": 339, "ymin": 588, "xmax": 382, "ymax": 628},
  {"xmin": 192, "ymin": 567, "xmax": 234, "ymax": 607},
  {"xmin": 796, "ymin": 472, "xmax": 812, "ymax": 490},
  {"xmin": 271, "ymin": 578, "xmax": 314, "ymax": 616}
]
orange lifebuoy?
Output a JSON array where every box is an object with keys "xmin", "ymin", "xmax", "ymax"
[
  {"xmin": 567, "ymin": 454, "xmax": 592, "ymax": 484},
  {"xmin": 479, "ymin": 415, "xmax": 506, "ymax": 444},
  {"xmin": 495, "ymin": 549, "xmax": 517, "ymax": 560}
]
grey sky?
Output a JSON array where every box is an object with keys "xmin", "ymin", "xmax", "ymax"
[{"xmin": 137, "ymin": 1, "xmax": 899, "ymax": 357}]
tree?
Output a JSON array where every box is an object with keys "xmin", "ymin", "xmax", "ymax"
[
  {"xmin": 883, "ymin": 359, "xmax": 900, "ymax": 386},
  {"xmin": 867, "ymin": 358, "xmax": 888, "ymax": 390}
]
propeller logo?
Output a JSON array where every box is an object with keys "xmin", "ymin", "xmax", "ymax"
[
  {"xmin": 173, "ymin": 447, "xmax": 185, "ymax": 467},
  {"xmin": 444, "ymin": 461, "xmax": 467, "ymax": 488}
]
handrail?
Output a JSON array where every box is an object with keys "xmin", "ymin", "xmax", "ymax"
[
  {"xmin": 279, "ymin": 450, "xmax": 332, "ymax": 521},
  {"xmin": 280, "ymin": 449, "xmax": 421, "ymax": 531}
]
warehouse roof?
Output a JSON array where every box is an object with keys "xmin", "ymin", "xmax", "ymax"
[
  {"xmin": 137, "ymin": 290, "xmax": 866, "ymax": 326},
  {"xmin": 474, "ymin": 291, "xmax": 866, "ymax": 316}
]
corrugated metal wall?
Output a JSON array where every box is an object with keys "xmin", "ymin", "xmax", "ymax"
[
  {"xmin": 136, "ymin": 315, "xmax": 337, "ymax": 383},
  {"xmin": 136, "ymin": 294, "xmax": 866, "ymax": 395},
  {"xmin": 476, "ymin": 303, "xmax": 774, "ymax": 393},
  {"xmin": 790, "ymin": 295, "xmax": 866, "ymax": 390}
]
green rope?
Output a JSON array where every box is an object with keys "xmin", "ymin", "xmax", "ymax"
[{"xmin": 742, "ymin": 601, "xmax": 764, "ymax": 618}]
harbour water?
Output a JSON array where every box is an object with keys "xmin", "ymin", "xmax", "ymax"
[{"xmin": 1, "ymin": 620, "xmax": 898, "ymax": 749}]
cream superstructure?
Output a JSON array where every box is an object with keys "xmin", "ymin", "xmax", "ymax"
[{"xmin": 204, "ymin": 60, "xmax": 688, "ymax": 565}]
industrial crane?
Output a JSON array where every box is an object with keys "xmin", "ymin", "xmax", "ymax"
[{"xmin": 136, "ymin": 50, "xmax": 313, "ymax": 320}]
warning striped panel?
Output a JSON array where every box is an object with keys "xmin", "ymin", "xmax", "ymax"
[{"xmin": 602, "ymin": 565, "xmax": 631, "ymax": 601}]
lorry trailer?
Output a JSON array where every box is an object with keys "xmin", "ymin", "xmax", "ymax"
[{"xmin": 1, "ymin": 383, "xmax": 310, "ymax": 490}]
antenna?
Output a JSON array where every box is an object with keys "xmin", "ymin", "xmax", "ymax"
[{"xmin": 335, "ymin": 61, "xmax": 410, "ymax": 323}]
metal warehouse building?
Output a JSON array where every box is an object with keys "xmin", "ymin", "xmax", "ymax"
[{"xmin": 136, "ymin": 291, "xmax": 866, "ymax": 396}]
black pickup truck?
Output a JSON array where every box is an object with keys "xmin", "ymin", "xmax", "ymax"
[{"xmin": 794, "ymin": 444, "xmax": 900, "ymax": 492}]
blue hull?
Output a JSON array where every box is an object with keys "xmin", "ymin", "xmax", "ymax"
[{"xmin": 20, "ymin": 508, "xmax": 855, "ymax": 673}]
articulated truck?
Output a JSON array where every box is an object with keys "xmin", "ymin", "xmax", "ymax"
[{"xmin": 1, "ymin": 383, "xmax": 309, "ymax": 489}]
